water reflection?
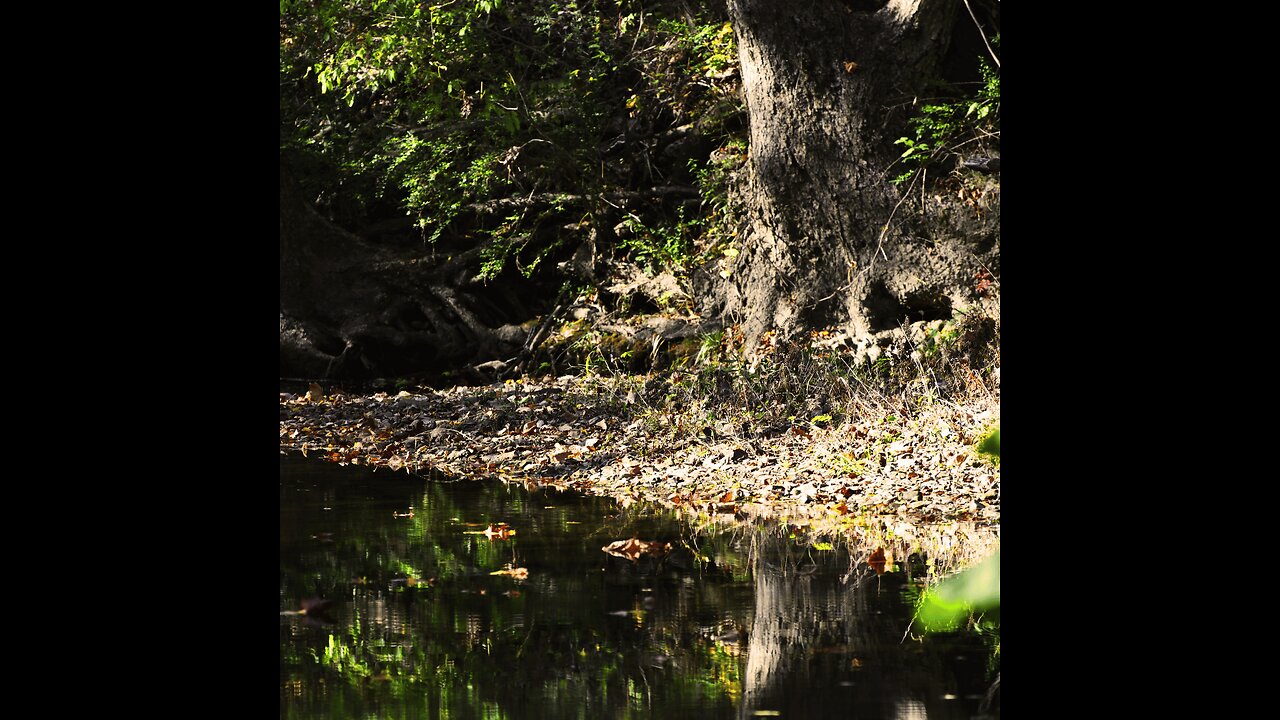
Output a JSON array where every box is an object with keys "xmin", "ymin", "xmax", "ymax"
[{"xmin": 281, "ymin": 454, "xmax": 999, "ymax": 719}]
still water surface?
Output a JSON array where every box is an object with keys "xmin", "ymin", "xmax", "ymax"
[{"xmin": 281, "ymin": 454, "xmax": 999, "ymax": 719}]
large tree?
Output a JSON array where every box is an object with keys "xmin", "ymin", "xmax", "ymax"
[
  {"xmin": 279, "ymin": 0, "xmax": 999, "ymax": 379},
  {"xmin": 706, "ymin": 0, "xmax": 998, "ymax": 346}
]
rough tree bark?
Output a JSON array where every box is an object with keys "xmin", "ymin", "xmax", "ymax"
[{"xmin": 708, "ymin": 0, "xmax": 997, "ymax": 346}]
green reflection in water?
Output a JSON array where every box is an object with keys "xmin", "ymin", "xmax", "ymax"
[{"xmin": 281, "ymin": 453, "xmax": 998, "ymax": 719}]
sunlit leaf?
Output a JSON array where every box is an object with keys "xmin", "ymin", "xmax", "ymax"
[
  {"xmin": 483, "ymin": 523, "xmax": 515, "ymax": 540},
  {"xmin": 916, "ymin": 551, "xmax": 1000, "ymax": 630},
  {"xmin": 490, "ymin": 566, "xmax": 529, "ymax": 579},
  {"xmin": 977, "ymin": 426, "xmax": 1000, "ymax": 459}
]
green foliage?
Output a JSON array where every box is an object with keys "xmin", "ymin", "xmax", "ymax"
[
  {"xmin": 915, "ymin": 551, "xmax": 1000, "ymax": 631},
  {"xmin": 915, "ymin": 424, "xmax": 998, "ymax": 631},
  {"xmin": 977, "ymin": 424, "xmax": 1000, "ymax": 463},
  {"xmin": 891, "ymin": 42, "xmax": 1000, "ymax": 186},
  {"xmin": 654, "ymin": 18, "xmax": 737, "ymax": 76},
  {"xmin": 619, "ymin": 206, "xmax": 700, "ymax": 273},
  {"xmin": 282, "ymin": 0, "xmax": 746, "ymax": 283}
]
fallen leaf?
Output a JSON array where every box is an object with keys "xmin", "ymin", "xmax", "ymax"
[
  {"xmin": 483, "ymin": 523, "xmax": 515, "ymax": 540},
  {"xmin": 490, "ymin": 566, "xmax": 529, "ymax": 579},
  {"xmin": 868, "ymin": 547, "xmax": 887, "ymax": 575},
  {"xmin": 602, "ymin": 537, "xmax": 672, "ymax": 562}
]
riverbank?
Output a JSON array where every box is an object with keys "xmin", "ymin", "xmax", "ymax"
[{"xmin": 279, "ymin": 361, "xmax": 1000, "ymax": 532}]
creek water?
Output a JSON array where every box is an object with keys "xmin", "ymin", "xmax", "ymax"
[{"xmin": 280, "ymin": 453, "xmax": 999, "ymax": 719}]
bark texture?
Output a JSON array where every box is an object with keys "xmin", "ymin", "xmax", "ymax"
[{"xmin": 707, "ymin": 0, "xmax": 997, "ymax": 346}]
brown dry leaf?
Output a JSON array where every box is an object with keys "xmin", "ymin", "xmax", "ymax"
[
  {"xmin": 719, "ymin": 490, "xmax": 736, "ymax": 503},
  {"xmin": 790, "ymin": 426, "xmax": 811, "ymax": 439},
  {"xmin": 484, "ymin": 523, "xmax": 515, "ymax": 540},
  {"xmin": 602, "ymin": 537, "xmax": 673, "ymax": 562},
  {"xmin": 834, "ymin": 503, "xmax": 850, "ymax": 515},
  {"xmin": 868, "ymin": 547, "xmax": 887, "ymax": 575}
]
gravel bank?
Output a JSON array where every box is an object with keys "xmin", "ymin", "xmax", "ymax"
[{"xmin": 280, "ymin": 373, "xmax": 1000, "ymax": 530}]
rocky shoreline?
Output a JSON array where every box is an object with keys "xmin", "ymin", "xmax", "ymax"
[{"xmin": 280, "ymin": 372, "xmax": 1000, "ymax": 532}]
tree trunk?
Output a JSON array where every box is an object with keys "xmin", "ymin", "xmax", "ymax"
[{"xmin": 710, "ymin": 0, "xmax": 992, "ymax": 346}]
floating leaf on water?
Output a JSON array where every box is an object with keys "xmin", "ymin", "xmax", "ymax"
[
  {"xmin": 483, "ymin": 523, "xmax": 515, "ymax": 540},
  {"xmin": 868, "ymin": 547, "xmax": 888, "ymax": 575},
  {"xmin": 490, "ymin": 566, "xmax": 529, "ymax": 579},
  {"xmin": 602, "ymin": 537, "xmax": 673, "ymax": 562}
]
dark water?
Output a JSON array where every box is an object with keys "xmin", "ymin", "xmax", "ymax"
[{"xmin": 281, "ymin": 454, "xmax": 999, "ymax": 719}]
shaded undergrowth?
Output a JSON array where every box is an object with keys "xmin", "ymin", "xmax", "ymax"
[{"xmin": 549, "ymin": 310, "xmax": 1001, "ymax": 450}]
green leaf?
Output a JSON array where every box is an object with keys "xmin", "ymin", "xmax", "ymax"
[
  {"xmin": 916, "ymin": 551, "xmax": 1000, "ymax": 631},
  {"xmin": 977, "ymin": 427, "xmax": 1000, "ymax": 459}
]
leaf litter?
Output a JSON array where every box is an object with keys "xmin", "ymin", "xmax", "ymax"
[{"xmin": 280, "ymin": 372, "xmax": 999, "ymax": 529}]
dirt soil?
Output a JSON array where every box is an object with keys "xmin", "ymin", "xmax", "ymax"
[{"xmin": 279, "ymin": 372, "xmax": 1000, "ymax": 532}]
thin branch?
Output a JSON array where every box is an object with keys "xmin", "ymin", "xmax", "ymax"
[
  {"xmin": 961, "ymin": 0, "xmax": 1000, "ymax": 69},
  {"xmin": 466, "ymin": 186, "xmax": 698, "ymax": 215}
]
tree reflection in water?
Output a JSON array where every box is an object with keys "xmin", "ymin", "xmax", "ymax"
[{"xmin": 281, "ymin": 454, "xmax": 999, "ymax": 719}]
